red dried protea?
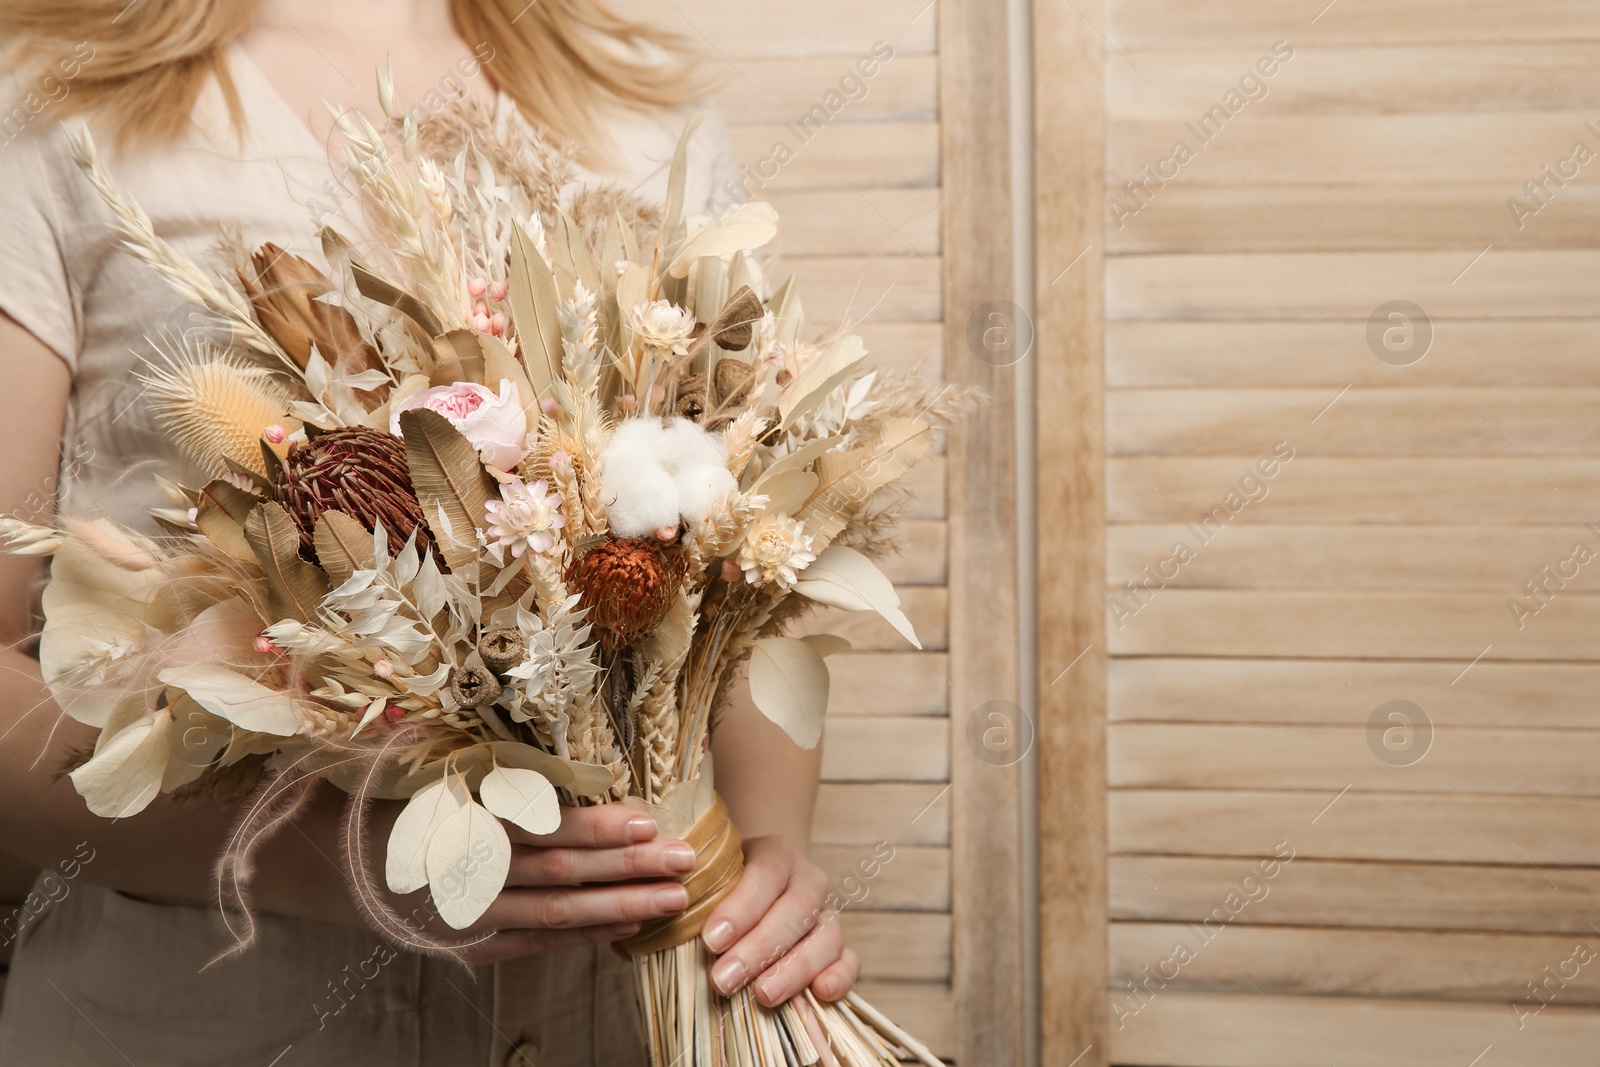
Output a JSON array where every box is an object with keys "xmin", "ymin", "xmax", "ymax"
[
  {"xmin": 566, "ymin": 537, "xmax": 689, "ymax": 649},
  {"xmin": 274, "ymin": 426, "xmax": 434, "ymax": 558}
]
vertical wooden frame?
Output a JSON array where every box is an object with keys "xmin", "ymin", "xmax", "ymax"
[
  {"xmin": 1035, "ymin": 0, "xmax": 1109, "ymax": 1065},
  {"xmin": 939, "ymin": 0, "xmax": 1026, "ymax": 1065}
]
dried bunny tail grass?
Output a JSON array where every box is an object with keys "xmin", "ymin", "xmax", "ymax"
[
  {"xmin": 69, "ymin": 128, "xmax": 298, "ymax": 374},
  {"xmin": 141, "ymin": 343, "xmax": 292, "ymax": 479},
  {"xmin": 63, "ymin": 519, "xmax": 159, "ymax": 571}
]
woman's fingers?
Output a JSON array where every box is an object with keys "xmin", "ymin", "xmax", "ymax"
[
  {"xmin": 507, "ymin": 838, "xmax": 696, "ymax": 886},
  {"xmin": 490, "ymin": 880, "xmax": 689, "ymax": 931},
  {"xmin": 809, "ymin": 947, "xmax": 860, "ymax": 1003},
  {"xmin": 515, "ymin": 803, "xmax": 661, "ymax": 849},
  {"xmin": 751, "ymin": 919, "xmax": 849, "ymax": 1007},
  {"xmin": 702, "ymin": 837, "xmax": 832, "ymax": 996}
]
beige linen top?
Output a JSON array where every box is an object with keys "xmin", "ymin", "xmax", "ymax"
[{"xmin": 0, "ymin": 44, "xmax": 737, "ymax": 1067}]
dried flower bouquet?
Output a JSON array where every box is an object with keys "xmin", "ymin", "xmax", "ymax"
[{"xmin": 5, "ymin": 90, "xmax": 964, "ymax": 1066}]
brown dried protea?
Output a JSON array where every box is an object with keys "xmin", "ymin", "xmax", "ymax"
[
  {"xmin": 566, "ymin": 538, "xmax": 689, "ymax": 650},
  {"xmin": 273, "ymin": 426, "xmax": 434, "ymax": 558}
]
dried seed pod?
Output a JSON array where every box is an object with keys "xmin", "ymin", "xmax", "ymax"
[
  {"xmin": 712, "ymin": 359, "xmax": 756, "ymax": 406},
  {"xmin": 478, "ymin": 627, "xmax": 526, "ymax": 676},
  {"xmin": 450, "ymin": 651, "xmax": 503, "ymax": 708},
  {"xmin": 675, "ymin": 372, "xmax": 710, "ymax": 421},
  {"xmin": 711, "ymin": 286, "xmax": 763, "ymax": 350}
]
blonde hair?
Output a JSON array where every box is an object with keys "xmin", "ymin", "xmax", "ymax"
[{"xmin": 0, "ymin": 0, "xmax": 709, "ymax": 159}]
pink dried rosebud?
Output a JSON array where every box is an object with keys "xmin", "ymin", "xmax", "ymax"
[
  {"xmin": 720, "ymin": 559, "xmax": 741, "ymax": 583},
  {"xmin": 253, "ymin": 634, "xmax": 276, "ymax": 655},
  {"xmin": 468, "ymin": 276, "xmax": 488, "ymax": 297},
  {"xmin": 549, "ymin": 450, "xmax": 570, "ymax": 467},
  {"xmin": 383, "ymin": 705, "xmax": 406, "ymax": 724},
  {"xmin": 656, "ymin": 524, "xmax": 679, "ymax": 543},
  {"xmin": 472, "ymin": 312, "xmax": 492, "ymax": 333},
  {"xmin": 618, "ymin": 393, "xmax": 637, "ymax": 414},
  {"xmin": 489, "ymin": 311, "xmax": 506, "ymax": 335},
  {"xmin": 540, "ymin": 397, "xmax": 560, "ymax": 415},
  {"xmin": 263, "ymin": 424, "xmax": 287, "ymax": 444},
  {"xmin": 372, "ymin": 657, "xmax": 394, "ymax": 679},
  {"xmin": 613, "ymin": 260, "xmax": 629, "ymax": 278},
  {"xmin": 488, "ymin": 280, "xmax": 508, "ymax": 302}
]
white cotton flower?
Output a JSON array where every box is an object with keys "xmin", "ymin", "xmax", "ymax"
[
  {"xmin": 600, "ymin": 417, "xmax": 737, "ymax": 538},
  {"xmin": 739, "ymin": 514, "xmax": 816, "ymax": 589},
  {"xmin": 626, "ymin": 299, "xmax": 695, "ymax": 355}
]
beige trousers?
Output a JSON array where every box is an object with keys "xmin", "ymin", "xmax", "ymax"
[{"xmin": 0, "ymin": 879, "xmax": 648, "ymax": 1066}]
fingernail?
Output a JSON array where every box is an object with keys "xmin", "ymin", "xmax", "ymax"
[
  {"xmin": 712, "ymin": 957, "xmax": 747, "ymax": 995},
  {"xmin": 703, "ymin": 919, "xmax": 734, "ymax": 952},
  {"xmin": 613, "ymin": 922, "xmax": 642, "ymax": 938},
  {"xmin": 654, "ymin": 885, "xmax": 688, "ymax": 912},
  {"xmin": 663, "ymin": 845, "xmax": 696, "ymax": 872},
  {"xmin": 627, "ymin": 817, "xmax": 657, "ymax": 842},
  {"xmin": 815, "ymin": 975, "xmax": 837, "ymax": 999}
]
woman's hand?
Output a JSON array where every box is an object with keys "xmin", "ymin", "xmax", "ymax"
[
  {"xmin": 699, "ymin": 834, "xmax": 859, "ymax": 1007},
  {"xmin": 406, "ymin": 804, "xmax": 695, "ymax": 966}
]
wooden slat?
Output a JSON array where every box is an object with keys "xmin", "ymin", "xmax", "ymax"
[
  {"xmin": 1110, "ymin": 113, "xmax": 1591, "ymax": 185},
  {"xmin": 876, "ymin": 519, "xmax": 948, "ymax": 586},
  {"xmin": 853, "ymin": 980, "xmax": 956, "ymax": 1059},
  {"xmin": 1109, "ymin": 458, "xmax": 1595, "ymax": 524},
  {"xmin": 1111, "ymin": 789, "xmax": 1600, "ymax": 865},
  {"xmin": 1037, "ymin": 1, "xmax": 1111, "ymax": 1064},
  {"xmin": 715, "ymin": 55, "xmax": 938, "ymax": 124},
  {"xmin": 609, "ymin": 0, "xmax": 937, "ymax": 55},
  {"xmin": 1110, "ymin": 723, "xmax": 1600, "ymax": 796},
  {"xmin": 1111, "ymin": 923, "xmax": 1600, "ymax": 1004},
  {"xmin": 1108, "ymin": 45, "xmax": 1600, "ymax": 118},
  {"xmin": 855, "ymin": 321, "xmax": 943, "ymax": 382},
  {"xmin": 1110, "ymin": 856, "xmax": 1600, "ymax": 934},
  {"xmin": 1108, "ymin": 251, "xmax": 1600, "ymax": 320},
  {"xmin": 813, "ymin": 783, "xmax": 950, "ymax": 846},
  {"xmin": 800, "ymin": 586, "xmax": 948, "ymax": 650},
  {"xmin": 1110, "ymin": 657, "xmax": 1600, "ymax": 728},
  {"xmin": 1110, "ymin": 992, "xmax": 1600, "ymax": 1067},
  {"xmin": 902, "ymin": 454, "xmax": 946, "ymax": 518},
  {"xmin": 770, "ymin": 255, "xmax": 942, "ymax": 322},
  {"xmin": 1107, "ymin": 321, "xmax": 1600, "ymax": 388},
  {"xmin": 1108, "ymin": 524, "xmax": 1600, "ymax": 590},
  {"xmin": 840, "ymin": 912, "xmax": 951, "ymax": 981},
  {"xmin": 1109, "ymin": 0, "xmax": 1600, "ymax": 46},
  {"xmin": 729, "ymin": 123, "xmax": 939, "ymax": 189},
  {"xmin": 1107, "ymin": 589, "xmax": 1596, "ymax": 661},
  {"xmin": 821, "ymin": 717, "xmax": 948, "ymax": 781},
  {"xmin": 826, "ymin": 653, "xmax": 948, "ymax": 716},
  {"xmin": 1108, "ymin": 387, "xmax": 1600, "ymax": 455},
  {"xmin": 1109, "ymin": 184, "xmax": 1600, "ymax": 253},
  {"xmin": 813, "ymin": 844, "xmax": 951, "ymax": 911},
  {"xmin": 944, "ymin": 0, "xmax": 1027, "ymax": 1060},
  {"xmin": 763, "ymin": 188, "xmax": 941, "ymax": 256}
]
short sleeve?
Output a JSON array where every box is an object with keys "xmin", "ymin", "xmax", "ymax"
[{"xmin": 0, "ymin": 126, "xmax": 80, "ymax": 370}]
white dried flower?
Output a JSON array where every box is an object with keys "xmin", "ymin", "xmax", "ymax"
[
  {"xmin": 485, "ymin": 478, "xmax": 566, "ymax": 557},
  {"xmin": 739, "ymin": 514, "xmax": 816, "ymax": 589},
  {"xmin": 626, "ymin": 299, "xmax": 695, "ymax": 355}
]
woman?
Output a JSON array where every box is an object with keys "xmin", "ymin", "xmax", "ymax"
[{"xmin": 0, "ymin": 2, "xmax": 858, "ymax": 1063}]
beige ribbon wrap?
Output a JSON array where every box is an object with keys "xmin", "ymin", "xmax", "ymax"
[{"xmin": 623, "ymin": 791, "xmax": 744, "ymax": 955}]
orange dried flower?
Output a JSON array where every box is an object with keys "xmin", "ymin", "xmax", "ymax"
[{"xmin": 566, "ymin": 537, "xmax": 688, "ymax": 650}]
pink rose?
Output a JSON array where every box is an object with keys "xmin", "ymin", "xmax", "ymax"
[{"xmin": 391, "ymin": 379, "xmax": 529, "ymax": 470}]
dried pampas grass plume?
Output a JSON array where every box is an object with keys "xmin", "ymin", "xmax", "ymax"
[{"xmin": 141, "ymin": 345, "xmax": 292, "ymax": 479}]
